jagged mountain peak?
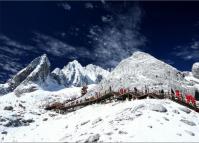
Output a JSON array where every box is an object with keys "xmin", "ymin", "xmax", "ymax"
[
  {"xmin": 51, "ymin": 60, "xmax": 110, "ymax": 87},
  {"xmin": 95, "ymin": 51, "xmax": 195, "ymax": 95},
  {"xmin": 0, "ymin": 54, "xmax": 51, "ymax": 96},
  {"xmin": 65, "ymin": 60, "xmax": 82, "ymax": 67}
]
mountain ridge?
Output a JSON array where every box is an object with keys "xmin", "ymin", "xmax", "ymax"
[{"xmin": 0, "ymin": 54, "xmax": 109, "ymax": 96}]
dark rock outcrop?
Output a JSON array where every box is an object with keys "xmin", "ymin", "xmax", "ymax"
[{"xmin": 3, "ymin": 106, "xmax": 13, "ymax": 111}]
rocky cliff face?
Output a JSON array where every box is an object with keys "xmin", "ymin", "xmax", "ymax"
[
  {"xmin": 92, "ymin": 51, "xmax": 195, "ymax": 95},
  {"xmin": 13, "ymin": 54, "xmax": 50, "ymax": 95},
  {"xmin": 51, "ymin": 60, "xmax": 110, "ymax": 87},
  {"xmin": 0, "ymin": 54, "xmax": 50, "ymax": 96},
  {"xmin": 0, "ymin": 54, "xmax": 109, "ymax": 96}
]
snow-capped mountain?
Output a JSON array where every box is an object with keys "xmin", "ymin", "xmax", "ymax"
[
  {"xmin": 0, "ymin": 54, "xmax": 50, "ymax": 96},
  {"xmin": 0, "ymin": 51, "xmax": 199, "ymax": 142},
  {"xmin": 0, "ymin": 54, "xmax": 109, "ymax": 96},
  {"xmin": 183, "ymin": 62, "xmax": 199, "ymax": 94},
  {"xmin": 93, "ymin": 51, "xmax": 196, "ymax": 95},
  {"xmin": 51, "ymin": 60, "xmax": 109, "ymax": 87}
]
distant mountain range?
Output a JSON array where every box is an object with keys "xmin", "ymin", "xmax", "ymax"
[
  {"xmin": 1, "ymin": 51, "xmax": 199, "ymax": 96},
  {"xmin": 0, "ymin": 54, "xmax": 109, "ymax": 96}
]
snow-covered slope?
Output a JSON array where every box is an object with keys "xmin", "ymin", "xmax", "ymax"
[
  {"xmin": 1, "ymin": 96, "xmax": 199, "ymax": 142},
  {"xmin": 1, "ymin": 51, "xmax": 199, "ymax": 142},
  {"xmin": 93, "ymin": 51, "xmax": 195, "ymax": 95},
  {"xmin": 51, "ymin": 60, "xmax": 110, "ymax": 87}
]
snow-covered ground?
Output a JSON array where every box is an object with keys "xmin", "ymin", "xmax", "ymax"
[
  {"xmin": 0, "ymin": 51, "xmax": 199, "ymax": 142},
  {"xmin": 1, "ymin": 92, "xmax": 199, "ymax": 142}
]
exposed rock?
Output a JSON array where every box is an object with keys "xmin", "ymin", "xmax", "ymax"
[
  {"xmin": 0, "ymin": 118, "xmax": 6, "ymax": 122},
  {"xmin": 118, "ymin": 130, "xmax": 128, "ymax": 134},
  {"xmin": 92, "ymin": 118, "xmax": 102, "ymax": 125},
  {"xmin": 149, "ymin": 104, "xmax": 167, "ymax": 112},
  {"xmin": 43, "ymin": 118, "xmax": 48, "ymax": 121},
  {"xmin": 1, "ymin": 131, "xmax": 7, "ymax": 135},
  {"xmin": 192, "ymin": 62, "xmax": 199, "ymax": 79},
  {"xmin": 50, "ymin": 68, "xmax": 66, "ymax": 85},
  {"xmin": 179, "ymin": 107, "xmax": 191, "ymax": 114},
  {"xmin": 4, "ymin": 106, "xmax": 13, "ymax": 111},
  {"xmin": 3, "ymin": 118, "xmax": 23, "ymax": 127},
  {"xmin": 3, "ymin": 118, "xmax": 34, "ymax": 127},
  {"xmin": 22, "ymin": 118, "xmax": 34, "ymax": 124},
  {"xmin": 0, "ymin": 54, "xmax": 50, "ymax": 96},
  {"xmin": 81, "ymin": 120, "xmax": 90, "ymax": 126},
  {"xmin": 84, "ymin": 134, "xmax": 100, "ymax": 143},
  {"xmin": 13, "ymin": 54, "xmax": 50, "ymax": 95}
]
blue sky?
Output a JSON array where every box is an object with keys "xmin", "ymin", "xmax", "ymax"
[{"xmin": 0, "ymin": 1, "xmax": 199, "ymax": 83}]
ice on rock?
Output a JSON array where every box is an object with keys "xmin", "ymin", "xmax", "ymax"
[{"xmin": 192, "ymin": 62, "xmax": 199, "ymax": 79}]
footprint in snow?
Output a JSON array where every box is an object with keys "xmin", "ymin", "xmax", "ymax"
[
  {"xmin": 184, "ymin": 130, "xmax": 195, "ymax": 136},
  {"xmin": 176, "ymin": 133, "xmax": 182, "ymax": 136},
  {"xmin": 180, "ymin": 119, "xmax": 196, "ymax": 126},
  {"xmin": 92, "ymin": 118, "xmax": 102, "ymax": 125},
  {"xmin": 163, "ymin": 117, "xmax": 170, "ymax": 121},
  {"xmin": 105, "ymin": 132, "xmax": 113, "ymax": 136},
  {"xmin": 81, "ymin": 120, "xmax": 90, "ymax": 126},
  {"xmin": 147, "ymin": 125, "xmax": 152, "ymax": 128}
]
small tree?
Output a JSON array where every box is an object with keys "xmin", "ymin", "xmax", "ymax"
[{"xmin": 81, "ymin": 85, "xmax": 88, "ymax": 96}]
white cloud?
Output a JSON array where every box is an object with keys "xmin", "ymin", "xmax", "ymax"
[
  {"xmin": 0, "ymin": 35, "xmax": 35, "ymax": 52},
  {"xmin": 173, "ymin": 41, "xmax": 199, "ymax": 61},
  {"xmin": 191, "ymin": 41, "xmax": 199, "ymax": 50},
  {"xmin": 88, "ymin": 5, "xmax": 146, "ymax": 68},
  {"xmin": 33, "ymin": 33, "xmax": 76, "ymax": 57},
  {"xmin": 59, "ymin": 2, "xmax": 71, "ymax": 11},
  {"xmin": 101, "ymin": 15, "xmax": 113, "ymax": 23}
]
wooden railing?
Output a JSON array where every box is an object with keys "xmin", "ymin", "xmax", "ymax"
[{"xmin": 45, "ymin": 88, "xmax": 199, "ymax": 113}]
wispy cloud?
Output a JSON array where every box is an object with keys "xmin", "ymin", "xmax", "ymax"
[
  {"xmin": 33, "ymin": 33, "xmax": 76, "ymax": 57},
  {"xmin": 0, "ymin": 35, "xmax": 35, "ymax": 52},
  {"xmin": 88, "ymin": 5, "xmax": 146, "ymax": 68},
  {"xmin": 172, "ymin": 41, "xmax": 199, "ymax": 61},
  {"xmin": 85, "ymin": 3, "xmax": 94, "ymax": 9},
  {"xmin": 58, "ymin": 2, "xmax": 71, "ymax": 11}
]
